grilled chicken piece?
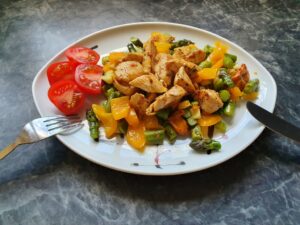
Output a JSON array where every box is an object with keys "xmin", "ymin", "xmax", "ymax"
[
  {"xmin": 114, "ymin": 61, "xmax": 144, "ymax": 84},
  {"xmin": 129, "ymin": 74, "xmax": 167, "ymax": 93},
  {"xmin": 142, "ymin": 55, "xmax": 152, "ymax": 73},
  {"xmin": 130, "ymin": 93, "xmax": 150, "ymax": 116},
  {"xmin": 195, "ymin": 89, "xmax": 223, "ymax": 114},
  {"xmin": 173, "ymin": 45, "xmax": 206, "ymax": 64},
  {"xmin": 146, "ymin": 85, "xmax": 187, "ymax": 115},
  {"xmin": 113, "ymin": 79, "xmax": 137, "ymax": 96},
  {"xmin": 144, "ymin": 37, "xmax": 158, "ymax": 72},
  {"xmin": 174, "ymin": 66, "xmax": 195, "ymax": 93},
  {"xmin": 170, "ymin": 58, "xmax": 200, "ymax": 71},
  {"xmin": 154, "ymin": 53, "xmax": 174, "ymax": 87},
  {"xmin": 122, "ymin": 52, "xmax": 144, "ymax": 63},
  {"xmin": 231, "ymin": 64, "xmax": 250, "ymax": 91}
]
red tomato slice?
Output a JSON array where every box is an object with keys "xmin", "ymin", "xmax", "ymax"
[
  {"xmin": 75, "ymin": 64, "xmax": 103, "ymax": 94},
  {"xmin": 65, "ymin": 47, "xmax": 100, "ymax": 65},
  {"xmin": 47, "ymin": 61, "xmax": 76, "ymax": 85},
  {"xmin": 48, "ymin": 80, "xmax": 86, "ymax": 115}
]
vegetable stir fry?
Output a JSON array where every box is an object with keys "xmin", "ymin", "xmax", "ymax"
[{"xmin": 89, "ymin": 32, "xmax": 259, "ymax": 152}]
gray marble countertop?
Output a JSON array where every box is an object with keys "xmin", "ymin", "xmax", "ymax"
[{"xmin": 0, "ymin": 0, "xmax": 300, "ymax": 224}]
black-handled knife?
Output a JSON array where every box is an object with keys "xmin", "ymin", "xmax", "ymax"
[{"xmin": 246, "ymin": 101, "xmax": 300, "ymax": 143}]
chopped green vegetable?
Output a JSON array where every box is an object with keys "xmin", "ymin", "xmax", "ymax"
[
  {"xmin": 213, "ymin": 78, "xmax": 224, "ymax": 91},
  {"xmin": 187, "ymin": 117, "xmax": 197, "ymax": 126},
  {"xmin": 183, "ymin": 109, "xmax": 192, "ymax": 119},
  {"xmin": 191, "ymin": 101, "xmax": 198, "ymax": 106},
  {"xmin": 199, "ymin": 60, "xmax": 212, "ymax": 69},
  {"xmin": 130, "ymin": 37, "xmax": 143, "ymax": 48},
  {"xmin": 127, "ymin": 43, "xmax": 136, "ymax": 52},
  {"xmin": 156, "ymin": 108, "xmax": 171, "ymax": 121},
  {"xmin": 218, "ymin": 69, "xmax": 234, "ymax": 88},
  {"xmin": 219, "ymin": 90, "xmax": 231, "ymax": 102},
  {"xmin": 101, "ymin": 100, "xmax": 111, "ymax": 113},
  {"xmin": 225, "ymin": 53, "xmax": 237, "ymax": 63},
  {"xmin": 118, "ymin": 119, "xmax": 128, "ymax": 134},
  {"xmin": 191, "ymin": 107, "xmax": 201, "ymax": 119},
  {"xmin": 203, "ymin": 45, "xmax": 214, "ymax": 55},
  {"xmin": 224, "ymin": 101, "xmax": 235, "ymax": 117},
  {"xmin": 165, "ymin": 124, "xmax": 177, "ymax": 144},
  {"xmin": 243, "ymin": 79, "xmax": 259, "ymax": 94},
  {"xmin": 215, "ymin": 121, "xmax": 227, "ymax": 133},
  {"xmin": 101, "ymin": 56, "xmax": 109, "ymax": 65},
  {"xmin": 144, "ymin": 130, "xmax": 165, "ymax": 145},
  {"xmin": 189, "ymin": 139, "xmax": 221, "ymax": 152},
  {"xmin": 170, "ymin": 39, "xmax": 194, "ymax": 50},
  {"xmin": 86, "ymin": 109, "xmax": 100, "ymax": 142},
  {"xmin": 191, "ymin": 125, "xmax": 202, "ymax": 141},
  {"xmin": 223, "ymin": 55, "xmax": 234, "ymax": 69},
  {"xmin": 102, "ymin": 84, "xmax": 113, "ymax": 93},
  {"xmin": 102, "ymin": 70, "xmax": 114, "ymax": 84}
]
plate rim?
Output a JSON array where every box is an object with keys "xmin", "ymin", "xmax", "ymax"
[{"xmin": 32, "ymin": 22, "xmax": 277, "ymax": 176}]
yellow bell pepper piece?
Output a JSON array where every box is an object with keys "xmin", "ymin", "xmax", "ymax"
[
  {"xmin": 242, "ymin": 92, "xmax": 258, "ymax": 101},
  {"xmin": 125, "ymin": 108, "xmax": 140, "ymax": 127},
  {"xmin": 103, "ymin": 62, "xmax": 115, "ymax": 72},
  {"xmin": 209, "ymin": 41, "xmax": 228, "ymax": 64},
  {"xmin": 211, "ymin": 57, "xmax": 224, "ymax": 69},
  {"xmin": 178, "ymin": 100, "xmax": 191, "ymax": 109},
  {"xmin": 198, "ymin": 114, "xmax": 222, "ymax": 127},
  {"xmin": 196, "ymin": 68, "xmax": 218, "ymax": 81},
  {"xmin": 108, "ymin": 52, "xmax": 127, "ymax": 63},
  {"xmin": 126, "ymin": 123, "xmax": 146, "ymax": 151},
  {"xmin": 110, "ymin": 96, "xmax": 130, "ymax": 120},
  {"xmin": 229, "ymin": 86, "xmax": 243, "ymax": 101},
  {"xmin": 154, "ymin": 42, "xmax": 171, "ymax": 53}
]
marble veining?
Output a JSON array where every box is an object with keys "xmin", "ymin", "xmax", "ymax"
[{"xmin": 0, "ymin": 0, "xmax": 300, "ymax": 224}]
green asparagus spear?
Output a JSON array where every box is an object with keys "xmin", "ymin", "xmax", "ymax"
[
  {"xmin": 225, "ymin": 53, "xmax": 237, "ymax": 63},
  {"xmin": 102, "ymin": 70, "xmax": 114, "ymax": 84},
  {"xmin": 243, "ymin": 79, "xmax": 259, "ymax": 94},
  {"xmin": 118, "ymin": 119, "xmax": 128, "ymax": 134},
  {"xmin": 156, "ymin": 108, "xmax": 171, "ymax": 121},
  {"xmin": 187, "ymin": 117, "xmax": 197, "ymax": 126},
  {"xmin": 203, "ymin": 45, "xmax": 214, "ymax": 55},
  {"xmin": 189, "ymin": 139, "xmax": 221, "ymax": 152},
  {"xmin": 213, "ymin": 78, "xmax": 224, "ymax": 91},
  {"xmin": 199, "ymin": 60, "xmax": 212, "ymax": 69},
  {"xmin": 101, "ymin": 100, "xmax": 111, "ymax": 113},
  {"xmin": 170, "ymin": 39, "xmax": 194, "ymax": 50},
  {"xmin": 223, "ymin": 55, "xmax": 235, "ymax": 69},
  {"xmin": 130, "ymin": 37, "xmax": 143, "ymax": 48},
  {"xmin": 144, "ymin": 130, "xmax": 165, "ymax": 145},
  {"xmin": 215, "ymin": 121, "xmax": 227, "ymax": 133},
  {"xmin": 191, "ymin": 125, "xmax": 202, "ymax": 141},
  {"xmin": 127, "ymin": 43, "xmax": 136, "ymax": 52},
  {"xmin": 219, "ymin": 90, "xmax": 231, "ymax": 102},
  {"xmin": 224, "ymin": 101, "xmax": 236, "ymax": 117},
  {"xmin": 86, "ymin": 109, "xmax": 100, "ymax": 142},
  {"xmin": 183, "ymin": 108, "xmax": 192, "ymax": 119},
  {"xmin": 218, "ymin": 69, "xmax": 235, "ymax": 88},
  {"xmin": 165, "ymin": 124, "xmax": 177, "ymax": 144}
]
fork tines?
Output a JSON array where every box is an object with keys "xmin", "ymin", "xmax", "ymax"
[{"xmin": 43, "ymin": 115, "xmax": 83, "ymax": 134}]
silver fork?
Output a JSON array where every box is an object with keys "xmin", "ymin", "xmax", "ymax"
[{"xmin": 0, "ymin": 115, "xmax": 83, "ymax": 160}]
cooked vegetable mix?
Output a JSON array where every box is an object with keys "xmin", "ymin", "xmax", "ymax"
[{"xmin": 46, "ymin": 32, "xmax": 260, "ymax": 153}]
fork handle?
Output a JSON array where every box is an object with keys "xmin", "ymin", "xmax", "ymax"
[{"xmin": 0, "ymin": 142, "xmax": 21, "ymax": 160}]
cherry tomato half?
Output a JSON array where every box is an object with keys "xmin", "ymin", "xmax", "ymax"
[
  {"xmin": 47, "ymin": 61, "xmax": 76, "ymax": 85},
  {"xmin": 65, "ymin": 47, "xmax": 100, "ymax": 65},
  {"xmin": 75, "ymin": 64, "xmax": 103, "ymax": 95},
  {"xmin": 48, "ymin": 80, "xmax": 86, "ymax": 115}
]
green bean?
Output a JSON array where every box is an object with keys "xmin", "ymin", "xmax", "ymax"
[
  {"xmin": 243, "ymin": 79, "xmax": 260, "ymax": 94},
  {"xmin": 203, "ymin": 45, "xmax": 214, "ymax": 55},
  {"xmin": 86, "ymin": 109, "xmax": 100, "ymax": 142},
  {"xmin": 102, "ymin": 70, "xmax": 114, "ymax": 84},
  {"xmin": 101, "ymin": 56, "xmax": 109, "ymax": 65},
  {"xmin": 187, "ymin": 117, "xmax": 197, "ymax": 127},
  {"xmin": 191, "ymin": 125, "xmax": 202, "ymax": 141},
  {"xmin": 199, "ymin": 60, "xmax": 212, "ymax": 69},
  {"xmin": 156, "ymin": 108, "xmax": 171, "ymax": 121},
  {"xmin": 127, "ymin": 43, "xmax": 136, "ymax": 52},
  {"xmin": 170, "ymin": 39, "xmax": 194, "ymax": 50},
  {"xmin": 130, "ymin": 37, "xmax": 143, "ymax": 48},
  {"xmin": 219, "ymin": 90, "xmax": 231, "ymax": 102},
  {"xmin": 118, "ymin": 119, "xmax": 128, "ymax": 134},
  {"xmin": 189, "ymin": 139, "xmax": 221, "ymax": 152},
  {"xmin": 223, "ymin": 56, "xmax": 234, "ymax": 69},
  {"xmin": 165, "ymin": 124, "xmax": 177, "ymax": 144},
  {"xmin": 218, "ymin": 69, "xmax": 234, "ymax": 88},
  {"xmin": 215, "ymin": 121, "xmax": 227, "ymax": 133},
  {"xmin": 225, "ymin": 53, "xmax": 237, "ymax": 63},
  {"xmin": 224, "ymin": 101, "xmax": 236, "ymax": 117},
  {"xmin": 144, "ymin": 130, "xmax": 165, "ymax": 145}
]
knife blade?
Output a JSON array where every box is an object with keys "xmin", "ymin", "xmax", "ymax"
[{"xmin": 246, "ymin": 101, "xmax": 300, "ymax": 143}]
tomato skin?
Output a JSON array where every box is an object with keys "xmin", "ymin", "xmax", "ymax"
[
  {"xmin": 47, "ymin": 61, "xmax": 76, "ymax": 85},
  {"xmin": 64, "ymin": 47, "xmax": 100, "ymax": 65},
  {"xmin": 75, "ymin": 64, "xmax": 103, "ymax": 95},
  {"xmin": 48, "ymin": 80, "xmax": 86, "ymax": 115}
]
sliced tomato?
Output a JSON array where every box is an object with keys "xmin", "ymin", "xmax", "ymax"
[
  {"xmin": 48, "ymin": 80, "xmax": 85, "ymax": 115},
  {"xmin": 75, "ymin": 64, "xmax": 103, "ymax": 94},
  {"xmin": 65, "ymin": 47, "xmax": 100, "ymax": 65},
  {"xmin": 47, "ymin": 61, "xmax": 76, "ymax": 85}
]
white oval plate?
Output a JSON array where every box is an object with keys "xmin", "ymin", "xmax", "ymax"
[{"xmin": 32, "ymin": 22, "xmax": 277, "ymax": 175}]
